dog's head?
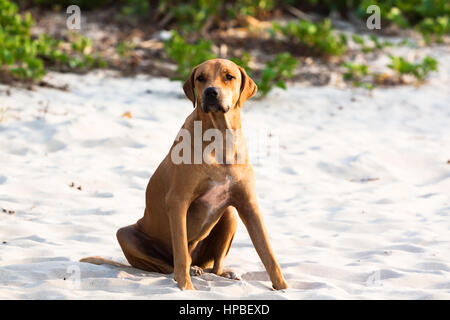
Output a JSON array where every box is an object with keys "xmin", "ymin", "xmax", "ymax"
[{"xmin": 183, "ymin": 59, "xmax": 257, "ymax": 113}]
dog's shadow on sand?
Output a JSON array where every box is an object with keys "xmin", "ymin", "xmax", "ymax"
[{"xmin": 75, "ymin": 260, "xmax": 251, "ymax": 293}]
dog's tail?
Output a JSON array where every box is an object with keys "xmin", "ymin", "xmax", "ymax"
[{"xmin": 79, "ymin": 256, "xmax": 129, "ymax": 268}]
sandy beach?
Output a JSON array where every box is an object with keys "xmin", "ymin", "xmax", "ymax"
[{"xmin": 0, "ymin": 44, "xmax": 449, "ymax": 299}]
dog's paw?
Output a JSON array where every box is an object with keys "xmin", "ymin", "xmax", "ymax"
[
  {"xmin": 272, "ymin": 280, "xmax": 288, "ymax": 290},
  {"xmin": 190, "ymin": 265, "xmax": 204, "ymax": 277},
  {"xmin": 221, "ymin": 270, "xmax": 241, "ymax": 280},
  {"xmin": 177, "ymin": 279, "xmax": 195, "ymax": 290}
]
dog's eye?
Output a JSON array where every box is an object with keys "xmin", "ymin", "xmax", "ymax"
[
  {"xmin": 196, "ymin": 75, "xmax": 206, "ymax": 82},
  {"xmin": 226, "ymin": 73, "xmax": 235, "ymax": 81}
]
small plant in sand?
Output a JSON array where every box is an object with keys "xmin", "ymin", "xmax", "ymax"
[
  {"xmin": 65, "ymin": 32, "xmax": 107, "ymax": 70},
  {"xmin": 388, "ymin": 55, "xmax": 438, "ymax": 82},
  {"xmin": 116, "ymin": 41, "xmax": 136, "ymax": 58},
  {"xmin": 342, "ymin": 55, "xmax": 438, "ymax": 88},
  {"xmin": 351, "ymin": 34, "xmax": 393, "ymax": 53},
  {"xmin": 342, "ymin": 62, "xmax": 375, "ymax": 90}
]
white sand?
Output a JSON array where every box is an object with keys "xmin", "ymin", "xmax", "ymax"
[{"xmin": 1, "ymin": 46, "xmax": 449, "ymax": 299}]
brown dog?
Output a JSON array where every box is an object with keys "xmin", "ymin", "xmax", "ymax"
[{"xmin": 81, "ymin": 59, "xmax": 288, "ymax": 291}]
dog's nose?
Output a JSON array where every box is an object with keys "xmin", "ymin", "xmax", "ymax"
[{"xmin": 204, "ymin": 87, "xmax": 219, "ymax": 98}]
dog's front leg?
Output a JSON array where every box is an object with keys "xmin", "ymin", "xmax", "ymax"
[
  {"xmin": 167, "ymin": 200, "xmax": 194, "ymax": 290},
  {"xmin": 235, "ymin": 179, "xmax": 288, "ymax": 290}
]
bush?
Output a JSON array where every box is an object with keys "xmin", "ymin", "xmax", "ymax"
[
  {"xmin": 417, "ymin": 16, "xmax": 449, "ymax": 43},
  {"xmin": 230, "ymin": 0, "xmax": 277, "ymax": 18},
  {"xmin": 231, "ymin": 51, "xmax": 298, "ymax": 97},
  {"xmin": 230, "ymin": 51, "xmax": 252, "ymax": 74},
  {"xmin": 13, "ymin": 1, "xmax": 449, "ymax": 44},
  {"xmin": 158, "ymin": 0, "xmax": 222, "ymax": 32},
  {"xmin": 0, "ymin": 0, "xmax": 106, "ymax": 82},
  {"xmin": 163, "ymin": 30, "xmax": 216, "ymax": 80},
  {"xmin": 163, "ymin": 33, "xmax": 297, "ymax": 97},
  {"xmin": 272, "ymin": 19, "xmax": 347, "ymax": 56},
  {"xmin": 120, "ymin": 0, "xmax": 150, "ymax": 23},
  {"xmin": 14, "ymin": 0, "xmax": 116, "ymax": 10},
  {"xmin": 357, "ymin": 0, "xmax": 450, "ymax": 26},
  {"xmin": 0, "ymin": 0, "xmax": 45, "ymax": 80},
  {"xmin": 257, "ymin": 52, "xmax": 298, "ymax": 97},
  {"xmin": 156, "ymin": 0, "xmax": 278, "ymax": 32},
  {"xmin": 357, "ymin": 0, "xmax": 450, "ymax": 41}
]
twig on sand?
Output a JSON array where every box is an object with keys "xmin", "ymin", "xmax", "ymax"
[
  {"xmin": 284, "ymin": 5, "xmax": 314, "ymax": 22},
  {"xmin": 37, "ymin": 80, "xmax": 69, "ymax": 91},
  {"xmin": 2, "ymin": 208, "xmax": 15, "ymax": 214},
  {"xmin": 158, "ymin": 12, "xmax": 174, "ymax": 29},
  {"xmin": 69, "ymin": 182, "xmax": 83, "ymax": 191}
]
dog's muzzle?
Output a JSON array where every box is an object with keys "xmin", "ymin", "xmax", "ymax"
[{"xmin": 201, "ymin": 87, "xmax": 229, "ymax": 113}]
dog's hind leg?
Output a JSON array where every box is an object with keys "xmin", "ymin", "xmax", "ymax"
[{"xmin": 116, "ymin": 224, "xmax": 174, "ymax": 274}]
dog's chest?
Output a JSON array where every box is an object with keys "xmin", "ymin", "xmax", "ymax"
[
  {"xmin": 197, "ymin": 177, "xmax": 232, "ymax": 213},
  {"xmin": 187, "ymin": 176, "xmax": 234, "ymax": 238}
]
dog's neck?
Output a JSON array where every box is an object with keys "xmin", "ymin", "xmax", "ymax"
[
  {"xmin": 192, "ymin": 106, "xmax": 247, "ymax": 165},
  {"xmin": 195, "ymin": 107, "xmax": 242, "ymax": 132}
]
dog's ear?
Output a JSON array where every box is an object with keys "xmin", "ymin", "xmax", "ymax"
[
  {"xmin": 237, "ymin": 66, "xmax": 257, "ymax": 108},
  {"xmin": 183, "ymin": 67, "xmax": 198, "ymax": 108}
]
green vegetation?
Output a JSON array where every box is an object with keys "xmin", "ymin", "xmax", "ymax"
[
  {"xmin": 158, "ymin": 0, "xmax": 222, "ymax": 32},
  {"xmin": 342, "ymin": 62, "xmax": 375, "ymax": 89},
  {"xmin": 67, "ymin": 33, "xmax": 107, "ymax": 69},
  {"xmin": 3, "ymin": 0, "xmax": 446, "ymax": 90},
  {"xmin": 231, "ymin": 0, "xmax": 276, "ymax": 18},
  {"xmin": 272, "ymin": 19, "xmax": 347, "ymax": 56},
  {"xmin": 418, "ymin": 16, "xmax": 449, "ymax": 44},
  {"xmin": 351, "ymin": 34, "xmax": 393, "ymax": 53},
  {"xmin": 0, "ymin": 0, "xmax": 105, "ymax": 81},
  {"xmin": 357, "ymin": 0, "xmax": 449, "ymax": 26},
  {"xmin": 256, "ymin": 52, "xmax": 298, "ymax": 97},
  {"xmin": 163, "ymin": 30, "xmax": 216, "ymax": 80},
  {"xmin": 116, "ymin": 41, "xmax": 136, "ymax": 58},
  {"xmin": 357, "ymin": 0, "xmax": 450, "ymax": 42},
  {"xmin": 156, "ymin": 0, "xmax": 278, "ymax": 32},
  {"xmin": 120, "ymin": 0, "xmax": 149, "ymax": 22},
  {"xmin": 232, "ymin": 51, "xmax": 299, "ymax": 97},
  {"xmin": 342, "ymin": 55, "xmax": 438, "ymax": 89},
  {"xmin": 164, "ymin": 30, "xmax": 297, "ymax": 96},
  {"xmin": 14, "ymin": 1, "xmax": 449, "ymax": 43},
  {"xmin": 0, "ymin": 0, "xmax": 45, "ymax": 80},
  {"xmin": 343, "ymin": 62, "xmax": 370, "ymax": 81},
  {"xmin": 153, "ymin": 0, "xmax": 446, "ymax": 42},
  {"xmin": 388, "ymin": 55, "xmax": 438, "ymax": 81},
  {"xmin": 230, "ymin": 51, "xmax": 252, "ymax": 74}
]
